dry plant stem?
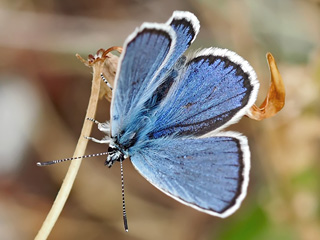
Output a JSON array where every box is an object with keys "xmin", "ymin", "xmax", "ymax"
[{"xmin": 35, "ymin": 60, "xmax": 103, "ymax": 240}]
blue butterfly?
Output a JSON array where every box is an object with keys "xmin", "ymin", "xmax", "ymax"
[{"xmin": 88, "ymin": 11, "xmax": 259, "ymax": 225}]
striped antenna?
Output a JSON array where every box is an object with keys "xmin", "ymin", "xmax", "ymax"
[
  {"xmin": 36, "ymin": 152, "xmax": 108, "ymax": 167},
  {"xmin": 120, "ymin": 158, "xmax": 129, "ymax": 232},
  {"xmin": 100, "ymin": 73, "xmax": 113, "ymax": 90}
]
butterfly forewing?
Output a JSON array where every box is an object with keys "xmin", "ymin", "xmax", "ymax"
[
  {"xmin": 111, "ymin": 12, "xmax": 201, "ymax": 138},
  {"xmin": 149, "ymin": 48, "xmax": 259, "ymax": 138},
  {"xmin": 160, "ymin": 11, "xmax": 200, "ymax": 74},
  {"xmin": 111, "ymin": 24, "xmax": 175, "ymax": 137}
]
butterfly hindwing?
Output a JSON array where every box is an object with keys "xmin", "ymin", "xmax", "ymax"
[
  {"xmin": 149, "ymin": 48, "xmax": 259, "ymax": 139},
  {"xmin": 130, "ymin": 132, "xmax": 250, "ymax": 217}
]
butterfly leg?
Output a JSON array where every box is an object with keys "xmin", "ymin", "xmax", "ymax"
[
  {"xmin": 85, "ymin": 118, "xmax": 111, "ymax": 144},
  {"xmin": 100, "ymin": 73, "xmax": 113, "ymax": 90},
  {"xmin": 84, "ymin": 136, "xmax": 110, "ymax": 144},
  {"xmin": 86, "ymin": 117, "xmax": 110, "ymax": 134}
]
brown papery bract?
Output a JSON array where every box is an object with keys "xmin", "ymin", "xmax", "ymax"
[{"xmin": 247, "ymin": 53, "xmax": 285, "ymax": 120}]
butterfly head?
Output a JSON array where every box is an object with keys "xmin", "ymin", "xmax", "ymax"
[{"xmin": 105, "ymin": 142, "xmax": 126, "ymax": 168}]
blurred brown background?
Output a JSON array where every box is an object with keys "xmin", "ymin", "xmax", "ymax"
[{"xmin": 1, "ymin": 0, "xmax": 320, "ymax": 239}]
